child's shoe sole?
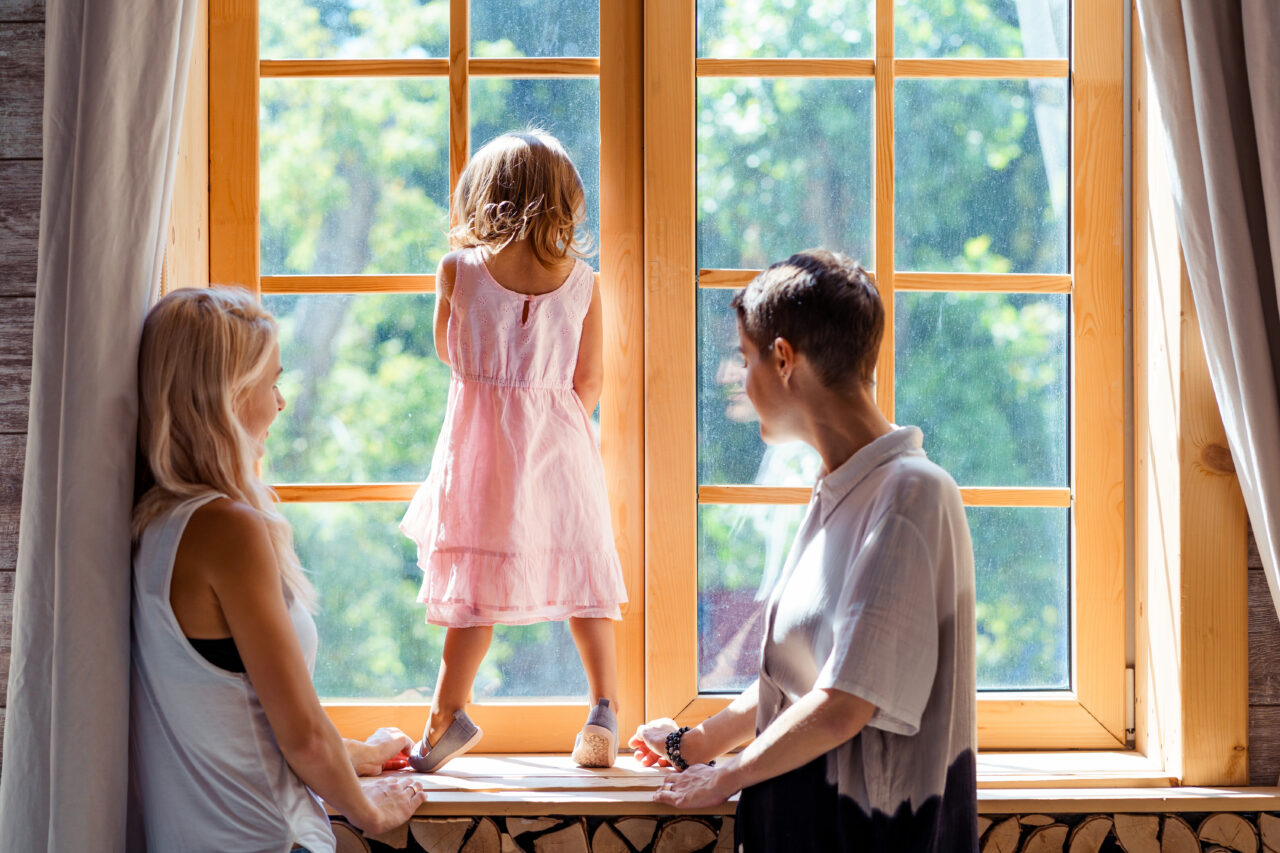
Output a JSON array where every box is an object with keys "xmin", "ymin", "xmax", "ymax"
[{"xmin": 572, "ymin": 723, "xmax": 618, "ymax": 768}]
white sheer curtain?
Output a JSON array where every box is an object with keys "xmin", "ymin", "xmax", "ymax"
[
  {"xmin": 1134, "ymin": 2, "xmax": 1280, "ymax": 610},
  {"xmin": 0, "ymin": 0, "xmax": 199, "ymax": 849}
]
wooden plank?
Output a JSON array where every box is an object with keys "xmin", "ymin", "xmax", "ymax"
[
  {"xmin": 894, "ymin": 273, "xmax": 1073, "ymax": 294},
  {"xmin": 259, "ymin": 57, "xmax": 598, "ymax": 79},
  {"xmin": 1070, "ymin": 0, "xmax": 1127, "ymax": 747},
  {"xmin": 644, "ymin": 0, "xmax": 697, "ymax": 722},
  {"xmin": 260, "ymin": 58, "xmax": 450, "ymax": 78},
  {"xmin": 209, "ymin": 0, "xmax": 259, "ymax": 290},
  {"xmin": 0, "ymin": 160, "xmax": 40, "ymax": 296},
  {"xmin": 261, "ymin": 274, "xmax": 436, "ymax": 294},
  {"xmin": 1179, "ymin": 266, "xmax": 1249, "ymax": 785},
  {"xmin": 325, "ymin": 703, "xmax": 588, "ymax": 754},
  {"xmin": 695, "ymin": 58, "xmax": 874, "ymax": 78},
  {"xmin": 1248, "ymin": 705, "xmax": 1280, "ymax": 786},
  {"xmin": 0, "ymin": 23, "xmax": 43, "ymax": 159},
  {"xmin": 272, "ymin": 483, "xmax": 417, "ymax": 502},
  {"xmin": 600, "ymin": 0, "xmax": 646, "ymax": 748},
  {"xmin": 0, "ymin": 1, "xmax": 41, "ymax": 22},
  {"xmin": 448, "ymin": 0, "xmax": 469, "ymax": 195},
  {"xmin": 978, "ymin": 786, "xmax": 1280, "ymax": 815},
  {"xmin": 164, "ymin": 0, "xmax": 209, "ymax": 293},
  {"xmin": 0, "ymin": 435, "xmax": 23, "ymax": 573},
  {"xmin": 696, "ymin": 269, "xmax": 756, "ymax": 289},
  {"xmin": 696, "ymin": 485, "xmax": 1071, "ymax": 507},
  {"xmin": 894, "ymin": 58, "xmax": 1069, "ymax": 79},
  {"xmin": 1249, "ymin": 569, "xmax": 1280, "ymax": 705},
  {"xmin": 0, "ymin": 297, "xmax": 32, "ymax": 434},
  {"xmin": 873, "ymin": 0, "xmax": 894, "ymax": 419},
  {"xmin": 469, "ymin": 57, "xmax": 598, "ymax": 78},
  {"xmin": 977, "ymin": 696, "xmax": 1125, "ymax": 750}
]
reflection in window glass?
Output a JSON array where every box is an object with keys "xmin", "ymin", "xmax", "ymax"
[
  {"xmin": 895, "ymin": 291, "xmax": 1067, "ymax": 487},
  {"xmin": 471, "ymin": 0, "xmax": 598, "ymax": 57},
  {"xmin": 697, "ymin": 78, "xmax": 874, "ymax": 270},
  {"xmin": 697, "ymin": 288, "xmax": 823, "ymax": 486},
  {"xmin": 285, "ymin": 502, "xmax": 588, "ymax": 700},
  {"xmin": 263, "ymin": 294, "xmax": 448, "ymax": 485},
  {"xmin": 471, "ymin": 79, "xmax": 601, "ymax": 271},
  {"xmin": 698, "ymin": 503, "xmax": 807, "ymax": 693},
  {"xmin": 260, "ymin": 0, "xmax": 450, "ymax": 59},
  {"xmin": 698, "ymin": 0, "xmax": 873, "ymax": 59},
  {"xmin": 260, "ymin": 79, "xmax": 450, "ymax": 275},
  {"xmin": 969, "ymin": 506, "xmax": 1069, "ymax": 690},
  {"xmin": 896, "ymin": 79, "xmax": 1068, "ymax": 274},
  {"xmin": 896, "ymin": 0, "xmax": 1068, "ymax": 59}
]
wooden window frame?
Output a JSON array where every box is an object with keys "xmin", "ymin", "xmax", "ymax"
[
  {"xmin": 643, "ymin": 0, "xmax": 1127, "ymax": 750},
  {"xmin": 208, "ymin": 0, "xmax": 645, "ymax": 751},
  {"xmin": 192, "ymin": 0, "xmax": 1251, "ymax": 777}
]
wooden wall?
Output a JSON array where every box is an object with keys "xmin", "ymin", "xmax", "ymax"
[
  {"xmin": 0, "ymin": 0, "xmax": 41, "ymax": 762},
  {"xmin": 0, "ymin": 0, "xmax": 1279, "ymax": 786}
]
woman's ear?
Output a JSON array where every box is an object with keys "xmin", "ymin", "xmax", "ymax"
[{"xmin": 773, "ymin": 337, "xmax": 796, "ymax": 381}]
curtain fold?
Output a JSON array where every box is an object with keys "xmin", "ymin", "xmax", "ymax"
[
  {"xmin": 1134, "ymin": 1, "xmax": 1280, "ymax": 611},
  {"xmin": 0, "ymin": 0, "xmax": 199, "ymax": 849}
]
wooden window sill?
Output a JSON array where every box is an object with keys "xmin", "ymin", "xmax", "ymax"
[{"xmin": 339, "ymin": 754, "xmax": 1279, "ymax": 817}]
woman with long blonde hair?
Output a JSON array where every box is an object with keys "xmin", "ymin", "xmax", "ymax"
[{"xmin": 130, "ymin": 286, "xmax": 424, "ymax": 852}]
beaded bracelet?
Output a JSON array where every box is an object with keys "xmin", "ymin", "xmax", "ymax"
[{"xmin": 664, "ymin": 726, "xmax": 714, "ymax": 771}]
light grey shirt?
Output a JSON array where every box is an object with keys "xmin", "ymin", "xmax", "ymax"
[
  {"xmin": 131, "ymin": 494, "xmax": 335, "ymax": 853},
  {"xmin": 755, "ymin": 426, "xmax": 977, "ymax": 846}
]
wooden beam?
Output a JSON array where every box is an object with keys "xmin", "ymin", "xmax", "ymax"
[
  {"xmin": 210, "ymin": 0, "xmax": 259, "ymax": 291},
  {"xmin": 894, "ymin": 58, "xmax": 1069, "ymax": 79}
]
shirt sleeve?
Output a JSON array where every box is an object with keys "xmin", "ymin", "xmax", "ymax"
[{"xmin": 815, "ymin": 511, "xmax": 938, "ymax": 736}]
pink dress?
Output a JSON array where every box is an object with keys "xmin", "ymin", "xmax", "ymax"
[{"xmin": 400, "ymin": 249, "xmax": 628, "ymax": 628}]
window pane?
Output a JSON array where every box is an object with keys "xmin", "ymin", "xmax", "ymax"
[
  {"xmin": 896, "ymin": 0, "xmax": 1068, "ymax": 59},
  {"xmin": 471, "ymin": 0, "xmax": 598, "ymax": 57},
  {"xmin": 698, "ymin": 0, "xmax": 873, "ymax": 58},
  {"xmin": 970, "ymin": 506, "xmax": 1069, "ymax": 690},
  {"xmin": 261, "ymin": 0, "xmax": 449, "ymax": 59},
  {"xmin": 471, "ymin": 79, "xmax": 601, "ymax": 271},
  {"xmin": 698, "ymin": 503, "xmax": 808, "ymax": 693},
  {"xmin": 894, "ymin": 292, "xmax": 1068, "ymax": 487},
  {"xmin": 285, "ymin": 502, "xmax": 587, "ymax": 700},
  {"xmin": 697, "ymin": 78, "xmax": 874, "ymax": 270},
  {"xmin": 697, "ymin": 288, "xmax": 822, "ymax": 486},
  {"xmin": 260, "ymin": 79, "xmax": 450, "ymax": 275},
  {"xmin": 896, "ymin": 79, "xmax": 1068, "ymax": 274},
  {"xmin": 262, "ymin": 294, "xmax": 448, "ymax": 485}
]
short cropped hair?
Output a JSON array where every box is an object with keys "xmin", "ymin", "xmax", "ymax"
[
  {"xmin": 449, "ymin": 129, "xmax": 593, "ymax": 268},
  {"xmin": 731, "ymin": 249, "xmax": 883, "ymax": 389}
]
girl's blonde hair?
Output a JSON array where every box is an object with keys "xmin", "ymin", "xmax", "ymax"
[
  {"xmin": 449, "ymin": 130, "xmax": 593, "ymax": 267},
  {"xmin": 133, "ymin": 286, "xmax": 316, "ymax": 611}
]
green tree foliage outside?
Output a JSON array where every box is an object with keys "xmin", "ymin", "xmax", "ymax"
[{"xmin": 260, "ymin": 0, "xmax": 1072, "ymax": 700}]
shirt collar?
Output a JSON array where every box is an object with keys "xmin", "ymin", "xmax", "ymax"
[{"xmin": 814, "ymin": 425, "xmax": 925, "ymax": 523}]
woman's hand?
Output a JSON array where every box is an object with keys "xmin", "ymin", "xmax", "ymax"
[
  {"xmin": 347, "ymin": 727, "xmax": 415, "ymax": 776},
  {"xmin": 349, "ymin": 776, "xmax": 428, "ymax": 836},
  {"xmin": 628, "ymin": 718, "xmax": 679, "ymax": 767},
  {"xmin": 652, "ymin": 763, "xmax": 739, "ymax": 809}
]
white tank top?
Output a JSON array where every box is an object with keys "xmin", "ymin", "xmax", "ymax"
[{"xmin": 130, "ymin": 493, "xmax": 335, "ymax": 853}]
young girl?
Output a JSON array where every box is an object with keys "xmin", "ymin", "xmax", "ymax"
[{"xmin": 400, "ymin": 131, "xmax": 628, "ymax": 771}]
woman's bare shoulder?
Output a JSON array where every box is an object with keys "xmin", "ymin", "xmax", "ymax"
[{"xmin": 183, "ymin": 498, "xmax": 272, "ymax": 563}]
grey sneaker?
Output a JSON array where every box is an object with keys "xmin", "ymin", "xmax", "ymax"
[
  {"xmin": 571, "ymin": 698, "xmax": 618, "ymax": 768},
  {"xmin": 409, "ymin": 710, "xmax": 483, "ymax": 773}
]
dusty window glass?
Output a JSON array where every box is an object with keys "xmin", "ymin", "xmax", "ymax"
[
  {"xmin": 260, "ymin": 78, "xmax": 450, "ymax": 276},
  {"xmin": 472, "ymin": 0, "xmax": 598, "ymax": 57},
  {"xmin": 896, "ymin": 0, "xmax": 1068, "ymax": 59},
  {"xmin": 698, "ymin": 0, "xmax": 873, "ymax": 58},
  {"xmin": 261, "ymin": 0, "xmax": 450, "ymax": 59},
  {"xmin": 697, "ymin": 78, "xmax": 874, "ymax": 271},
  {"xmin": 895, "ymin": 291, "xmax": 1068, "ymax": 488},
  {"xmin": 896, "ymin": 78, "xmax": 1068, "ymax": 274}
]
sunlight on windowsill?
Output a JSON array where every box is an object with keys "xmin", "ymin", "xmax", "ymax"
[{"xmin": 341, "ymin": 753, "xmax": 1280, "ymax": 817}]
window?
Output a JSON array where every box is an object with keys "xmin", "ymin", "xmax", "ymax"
[
  {"xmin": 211, "ymin": 0, "xmax": 1123, "ymax": 751},
  {"xmin": 644, "ymin": 0, "xmax": 1126, "ymax": 748},
  {"xmin": 210, "ymin": 0, "xmax": 643, "ymax": 749}
]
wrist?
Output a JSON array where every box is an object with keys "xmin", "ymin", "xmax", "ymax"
[{"xmin": 681, "ymin": 726, "xmax": 713, "ymax": 766}]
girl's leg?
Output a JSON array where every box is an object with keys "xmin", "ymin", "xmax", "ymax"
[
  {"xmin": 427, "ymin": 625, "xmax": 493, "ymax": 746},
  {"xmin": 568, "ymin": 617, "xmax": 618, "ymax": 712}
]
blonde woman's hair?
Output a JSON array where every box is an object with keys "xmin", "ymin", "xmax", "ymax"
[
  {"xmin": 133, "ymin": 286, "xmax": 316, "ymax": 611},
  {"xmin": 449, "ymin": 129, "xmax": 593, "ymax": 268}
]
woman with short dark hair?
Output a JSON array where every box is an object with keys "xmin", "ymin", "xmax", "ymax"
[{"xmin": 631, "ymin": 249, "xmax": 979, "ymax": 852}]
